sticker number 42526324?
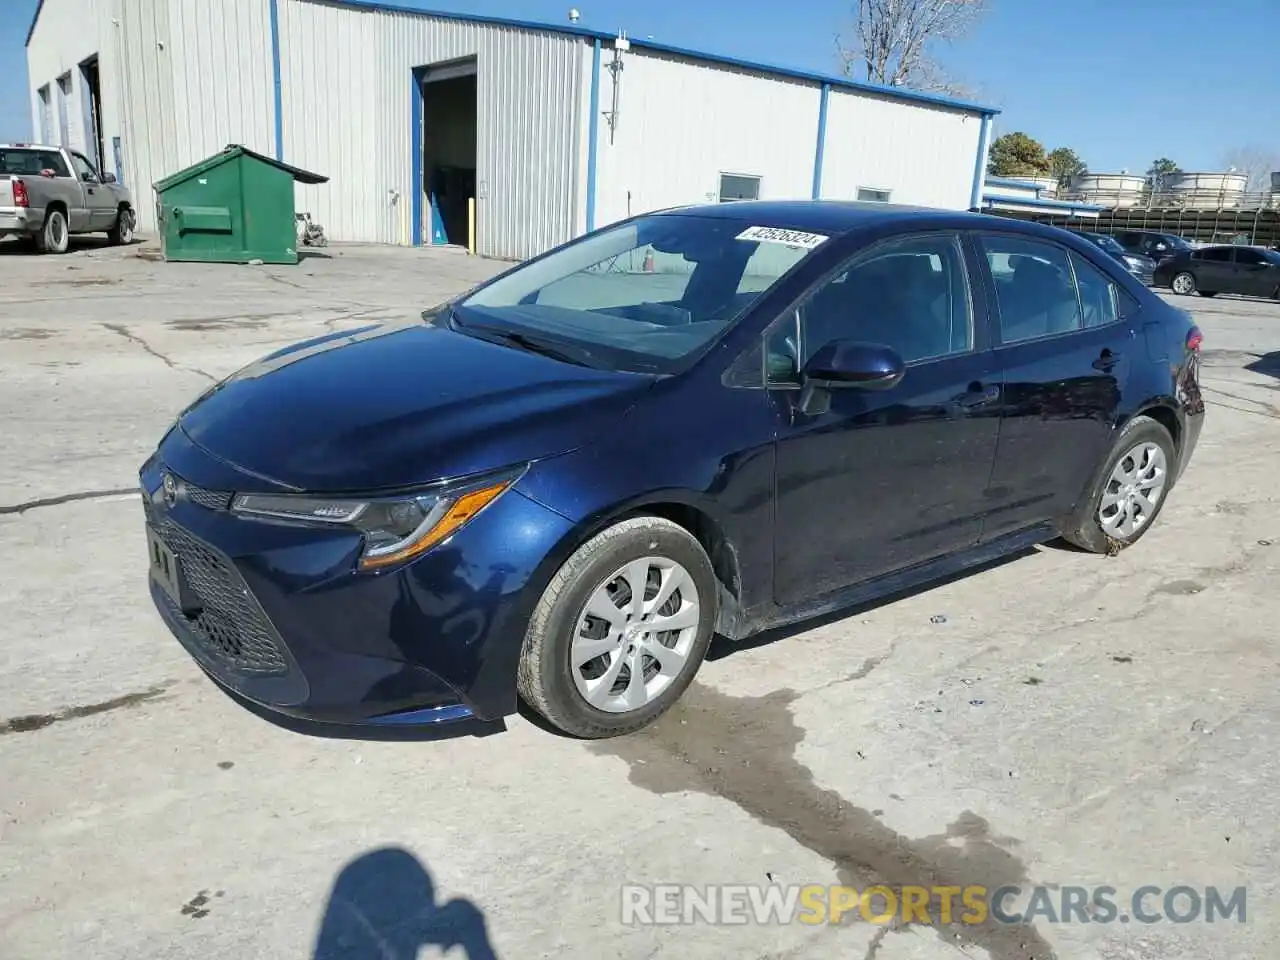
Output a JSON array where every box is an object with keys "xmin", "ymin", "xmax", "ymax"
[{"xmin": 735, "ymin": 225, "xmax": 829, "ymax": 249}]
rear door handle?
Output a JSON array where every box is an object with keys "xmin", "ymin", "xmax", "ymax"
[
  {"xmin": 1093, "ymin": 349, "xmax": 1122, "ymax": 371},
  {"xmin": 953, "ymin": 383, "xmax": 1000, "ymax": 408}
]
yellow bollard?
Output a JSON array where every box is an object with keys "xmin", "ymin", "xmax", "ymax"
[{"xmin": 467, "ymin": 197, "xmax": 476, "ymax": 255}]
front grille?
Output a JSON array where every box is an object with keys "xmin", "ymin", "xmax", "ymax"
[
  {"xmin": 156, "ymin": 519, "xmax": 288, "ymax": 677},
  {"xmin": 183, "ymin": 483, "xmax": 233, "ymax": 511}
]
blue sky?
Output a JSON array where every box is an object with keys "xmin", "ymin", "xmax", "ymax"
[{"xmin": 3, "ymin": 0, "xmax": 1277, "ymax": 174}]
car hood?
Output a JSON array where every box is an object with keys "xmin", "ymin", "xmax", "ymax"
[{"xmin": 177, "ymin": 321, "xmax": 656, "ymax": 492}]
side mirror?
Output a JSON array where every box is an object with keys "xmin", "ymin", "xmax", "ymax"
[
  {"xmin": 803, "ymin": 339, "xmax": 906, "ymax": 389},
  {"xmin": 797, "ymin": 339, "xmax": 906, "ymax": 415},
  {"xmin": 101, "ymin": 172, "xmax": 116, "ymax": 183}
]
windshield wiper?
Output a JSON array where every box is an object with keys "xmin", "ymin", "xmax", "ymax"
[{"xmin": 465, "ymin": 325, "xmax": 597, "ymax": 368}]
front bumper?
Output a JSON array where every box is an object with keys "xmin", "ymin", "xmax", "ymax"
[{"xmin": 140, "ymin": 429, "xmax": 575, "ymax": 729}]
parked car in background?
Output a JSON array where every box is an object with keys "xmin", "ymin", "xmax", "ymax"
[
  {"xmin": 1112, "ymin": 230, "xmax": 1195, "ymax": 265},
  {"xmin": 140, "ymin": 203, "xmax": 1205, "ymax": 739},
  {"xmin": 0, "ymin": 142, "xmax": 135, "ymax": 253},
  {"xmin": 1155, "ymin": 244, "xmax": 1280, "ymax": 299},
  {"xmin": 1072, "ymin": 230, "xmax": 1156, "ymax": 285}
]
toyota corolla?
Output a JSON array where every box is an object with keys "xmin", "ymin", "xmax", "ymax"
[{"xmin": 141, "ymin": 202, "xmax": 1204, "ymax": 739}]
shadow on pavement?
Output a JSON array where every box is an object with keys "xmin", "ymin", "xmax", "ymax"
[
  {"xmin": 707, "ymin": 548, "xmax": 1034, "ymax": 661},
  {"xmin": 1246, "ymin": 351, "xmax": 1280, "ymax": 380},
  {"xmin": 313, "ymin": 847, "xmax": 499, "ymax": 959}
]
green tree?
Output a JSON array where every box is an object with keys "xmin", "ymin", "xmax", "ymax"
[
  {"xmin": 1047, "ymin": 147, "xmax": 1087, "ymax": 186},
  {"xmin": 1147, "ymin": 158, "xmax": 1180, "ymax": 190},
  {"xmin": 987, "ymin": 132, "xmax": 1050, "ymax": 177}
]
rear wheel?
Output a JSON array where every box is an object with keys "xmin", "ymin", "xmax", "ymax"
[
  {"xmin": 1062, "ymin": 415, "xmax": 1177, "ymax": 554},
  {"xmin": 517, "ymin": 516, "xmax": 717, "ymax": 739},
  {"xmin": 1170, "ymin": 271, "xmax": 1196, "ymax": 295},
  {"xmin": 37, "ymin": 209, "xmax": 69, "ymax": 254}
]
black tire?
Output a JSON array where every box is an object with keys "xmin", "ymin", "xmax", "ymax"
[
  {"xmin": 1170, "ymin": 271, "xmax": 1196, "ymax": 296},
  {"xmin": 36, "ymin": 208, "xmax": 69, "ymax": 254},
  {"xmin": 1061, "ymin": 415, "xmax": 1177, "ymax": 555},
  {"xmin": 516, "ymin": 516, "xmax": 717, "ymax": 739},
  {"xmin": 108, "ymin": 207, "xmax": 135, "ymax": 245}
]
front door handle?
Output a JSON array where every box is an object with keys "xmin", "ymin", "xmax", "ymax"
[
  {"xmin": 1093, "ymin": 349, "xmax": 1122, "ymax": 371},
  {"xmin": 953, "ymin": 383, "xmax": 1000, "ymax": 409}
]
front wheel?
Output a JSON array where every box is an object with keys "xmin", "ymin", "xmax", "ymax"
[
  {"xmin": 108, "ymin": 208, "xmax": 135, "ymax": 245},
  {"xmin": 1170, "ymin": 271, "xmax": 1197, "ymax": 295},
  {"xmin": 1061, "ymin": 415, "xmax": 1177, "ymax": 554},
  {"xmin": 517, "ymin": 516, "xmax": 717, "ymax": 739}
]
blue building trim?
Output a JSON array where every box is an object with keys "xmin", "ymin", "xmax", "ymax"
[
  {"xmin": 585, "ymin": 39, "xmax": 601, "ymax": 232},
  {"xmin": 269, "ymin": 0, "xmax": 284, "ymax": 160},
  {"xmin": 85, "ymin": 0, "xmax": 996, "ymax": 118},
  {"xmin": 811, "ymin": 83, "xmax": 830, "ymax": 199},
  {"xmin": 968, "ymin": 114, "xmax": 991, "ymax": 210},
  {"xmin": 410, "ymin": 70, "xmax": 423, "ymax": 246}
]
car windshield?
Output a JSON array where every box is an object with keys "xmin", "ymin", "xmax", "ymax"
[
  {"xmin": 452, "ymin": 214, "xmax": 825, "ymax": 374},
  {"xmin": 1088, "ymin": 234, "xmax": 1124, "ymax": 254},
  {"xmin": 1258, "ymin": 248, "xmax": 1280, "ymax": 265}
]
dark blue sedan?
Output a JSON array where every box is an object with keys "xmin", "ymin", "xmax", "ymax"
[{"xmin": 141, "ymin": 202, "xmax": 1205, "ymax": 739}]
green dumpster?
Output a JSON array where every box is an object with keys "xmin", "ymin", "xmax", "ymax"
[{"xmin": 153, "ymin": 144, "xmax": 328, "ymax": 265}]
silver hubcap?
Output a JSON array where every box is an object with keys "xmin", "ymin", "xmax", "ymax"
[
  {"xmin": 51, "ymin": 216, "xmax": 65, "ymax": 247},
  {"xmin": 571, "ymin": 556, "xmax": 701, "ymax": 713},
  {"xmin": 1172, "ymin": 273, "xmax": 1193, "ymax": 294},
  {"xmin": 1099, "ymin": 441, "xmax": 1168, "ymax": 538}
]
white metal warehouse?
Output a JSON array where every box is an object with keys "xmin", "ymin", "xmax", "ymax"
[{"xmin": 26, "ymin": 0, "xmax": 999, "ymax": 260}]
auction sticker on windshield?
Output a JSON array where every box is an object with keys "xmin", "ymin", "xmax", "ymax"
[{"xmin": 736, "ymin": 226, "xmax": 829, "ymax": 249}]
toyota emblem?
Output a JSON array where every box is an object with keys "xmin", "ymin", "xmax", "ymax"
[{"xmin": 162, "ymin": 473, "xmax": 178, "ymax": 506}]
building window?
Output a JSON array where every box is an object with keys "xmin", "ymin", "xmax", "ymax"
[
  {"xmin": 55, "ymin": 72, "xmax": 72, "ymax": 147},
  {"xmin": 37, "ymin": 85, "xmax": 52, "ymax": 143},
  {"xmin": 857, "ymin": 187, "xmax": 892, "ymax": 202},
  {"xmin": 719, "ymin": 173, "xmax": 760, "ymax": 203}
]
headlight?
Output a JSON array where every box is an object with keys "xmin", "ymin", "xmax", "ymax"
[
  {"xmin": 1123, "ymin": 256, "xmax": 1144, "ymax": 269},
  {"xmin": 230, "ymin": 468, "xmax": 524, "ymax": 571}
]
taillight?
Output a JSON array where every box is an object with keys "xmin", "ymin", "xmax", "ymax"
[
  {"xmin": 1186, "ymin": 326, "xmax": 1203, "ymax": 352},
  {"xmin": 11, "ymin": 178, "xmax": 29, "ymax": 208}
]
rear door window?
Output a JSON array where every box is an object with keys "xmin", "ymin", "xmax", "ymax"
[
  {"xmin": 0, "ymin": 148, "xmax": 68, "ymax": 177},
  {"xmin": 1069, "ymin": 252, "xmax": 1119, "ymax": 328},
  {"xmin": 978, "ymin": 235, "xmax": 1083, "ymax": 344}
]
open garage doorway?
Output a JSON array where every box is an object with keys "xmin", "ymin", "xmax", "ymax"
[
  {"xmin": 78, "ymin": 56, "xmax": 105, "ymax": 175},
  {"xmin": 418, "ymin": 58, "xmax": 477, "ymax": 249}
]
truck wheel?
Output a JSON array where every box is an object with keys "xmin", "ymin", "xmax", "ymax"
[
  {"xmin": 108, "ymin": 208, "xmax": 135, "ymax": 245},
  {"xmin": 37, "ymin": 209, "xmax": 70, "ymax": 254}
]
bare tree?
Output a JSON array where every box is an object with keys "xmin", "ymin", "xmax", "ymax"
[
  {"xmin": 1220, "ymin": 144, "xmax": 1280, "ymax": 193},
  {"xmin": 836, "ymin": 0, "xmax": 989, "ymax": 96}
]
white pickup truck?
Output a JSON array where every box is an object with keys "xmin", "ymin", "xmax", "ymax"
[{"xmin": 0, "ymin": 142, "xmax": 135, "ymax": 253}]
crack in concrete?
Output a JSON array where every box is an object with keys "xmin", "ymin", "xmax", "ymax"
[
  {"xmin": 102, "ymin": 322, "xmax": 217, "ymax": 382},
  {"xmin": 0, "ymin": 681, "xmax": 176, "ymax": 735},
  {"xmin": 0, "ymin": 486, "xmax": 139, "ymax": 516}
]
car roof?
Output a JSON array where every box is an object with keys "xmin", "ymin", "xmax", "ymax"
[
  {"xmin": 649, "ymin": 200, "xmax": 1071, "ymax": 241},
  {"xmin": 0, "ymin": 142, "xmax": 60, "ymax": 150}
]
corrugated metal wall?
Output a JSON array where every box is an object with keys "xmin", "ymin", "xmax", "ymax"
[
  {"xmin": 117, "ymin": 0, "xmax": 275, "ymax": 234},
  {"xmin": 25, "ymin": 0, "xmax": 121, "ymax": 162},
  {"xmin": 820, "ymin": 89, "xmax": 982, "ymax": 210},
  {"xmin": 277, "ymin": 0, "xmax": 583, "ymax": 259},
  {"xmin": 27, "ymin": 0, "xmax": 276, "ymax": 236},
  {"xmin": 591, "ymin": 49, "xmax": 822, "ymax": 230}
]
